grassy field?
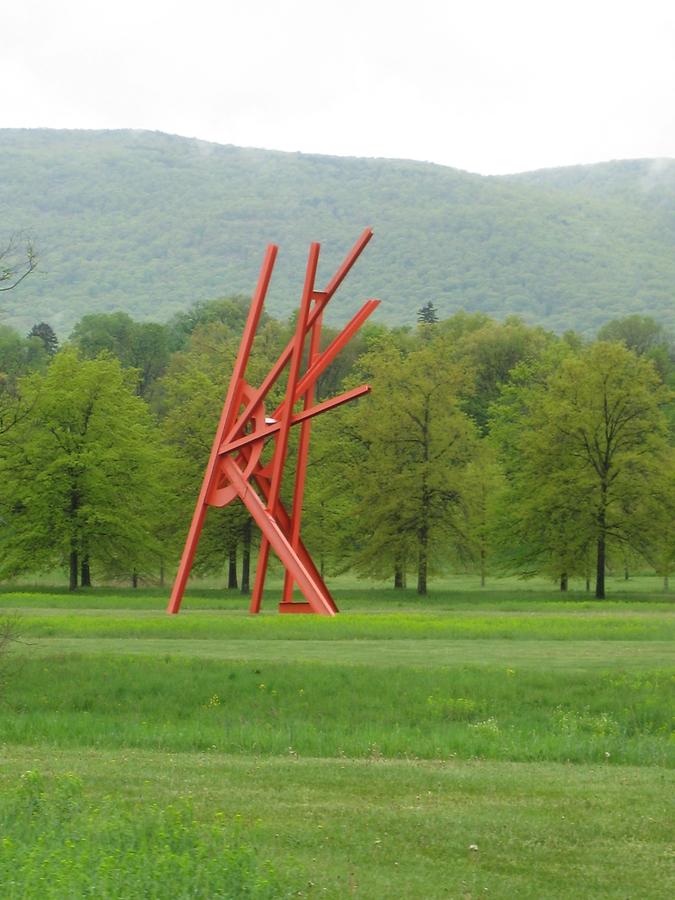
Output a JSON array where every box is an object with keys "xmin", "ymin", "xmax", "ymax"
[{"xmin": 0, "ymin": 580, "xmax": 673, "ymax": 897}]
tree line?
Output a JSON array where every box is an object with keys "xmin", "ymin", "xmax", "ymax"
[{"xmin": 0, "ymin": 303, "xmax": 672, "ymax": 599}]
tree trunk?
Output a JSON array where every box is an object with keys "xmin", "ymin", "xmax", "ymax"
[
  {"xmin": 132, "ymin": 570, "xmax": 138, "ymax": 589},
  {"xmin": 664, "ymin": 574, "xmax": 670, "ymax": 592},
  {"xmin": 417, "ymin": 539, "xmax": 428, "ymax": 595},
  {"xmin": 241, "ymin": 518, "xmax": 251, "ymax": 594},
  {"xmin": 560, "ymin": 572, "xmax": 568, "ymax": 592},
  {"xmin": 595, "ymin": 487, "xmax": 607, "ymax": 599},
  {"xmin": 585, "ymin": 574, "xmax": 590, "ymax": 593},
  {"xmin": 69, "ymin": 549, "xmax": 78, "ymax": 591},
  {"xmin": 228, "ymin": 546, "xmax": 238, "ymax": 589},
  {"xmin": 595, "ymin": 535, "xmax": 606, "ymax": 599},
  {"xmin": 81, "ymin": 556, "xmax": 91, "ymax": 588},
  {"xmin": 394, "ymin": 565, "xmax": 404, "ymax": 589},
  {"xmin": 417, "ymin": 405, "xmax": 430, "ymax": 596},
  {"xmin": 68, "ymin": 489, "xmax": 79, "ymax": 591},
  {"xmin": 624, "ymin": 565, "xmax": 629, "ymax": 581},
  {"xmin": 480, "ymin": 548, "xmax": 486, "ymax": 588}
]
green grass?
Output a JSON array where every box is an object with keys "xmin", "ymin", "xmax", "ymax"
[
  {"xmin": 0, "ymin": 770, "xmax": 288, "ymax": 898},
  {"xmin": 1, "ymin": 654, "xmax": 672, "ymax": 766},
  {"xmin": 1, "ymin": 585, "xmax": 673, "ymax": 897},
  {"xmin": 20, "ymin": 637, "xmax": 675, "ymax": 669},
  {"xmin": 0, "ymin": 748, "xmax": 672, "ymax": 900}
]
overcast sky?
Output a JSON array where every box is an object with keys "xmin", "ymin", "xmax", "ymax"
[{"xmin": 3, "ymin": 0, "xmax": 674, "ymax": 175}]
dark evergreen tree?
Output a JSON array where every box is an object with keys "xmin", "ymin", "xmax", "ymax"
[
  {"xmin": 27, "ymin": 322, "xmax": 58, "ymax": 356},
  {"xmin": 417, "ymin": 302, "xmax": 439, "ymax": 325}
]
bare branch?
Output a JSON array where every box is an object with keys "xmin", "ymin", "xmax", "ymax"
[{"xmin": 0, "ymin": 234, "xmax": 38, "ymax": 293}]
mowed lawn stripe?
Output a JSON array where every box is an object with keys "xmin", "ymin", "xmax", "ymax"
[
  {"xmin": 8, "ymin": 610, "xmax": 675, "ymax": 641},
  {"xmin": 19, "ymin": 636, "xmax": 675, "ymax": 669}
]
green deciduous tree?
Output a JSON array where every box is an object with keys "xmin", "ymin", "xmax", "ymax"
[
  {"xmin": 492, "ymin": 342, "xmax": 673, "ymax": 598},
  {"xmin": 351, "ymin": 334, "xmax": 478, "ymax": 594},
  {"xmin": 0, "ymin": 349, "xmax": 167, "ymax": 588},
  {"xmin": 449, "ymin": 315, "xmax": 553, "ymax": 432},
  {"xmin": 461, "ymin": 447, "xmax": 506, "ymax": 587},
  {"xmin": 70, "ymin": 312, "xmax": 170, "ymax": 397}
]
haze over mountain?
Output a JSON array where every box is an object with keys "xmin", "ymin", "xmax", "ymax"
[{"xmin": 1, "ymin": 129, "xmax": 673, "ymax": 336}]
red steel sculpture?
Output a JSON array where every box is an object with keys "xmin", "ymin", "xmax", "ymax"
[{"xmin": 167, "ymin": 228, "xmax": 379, "ymax": 616}]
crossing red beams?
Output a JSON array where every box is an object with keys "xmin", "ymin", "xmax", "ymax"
[{"xmin": 167, "ymin": 229, "xmax": 379, "ymax": 616}]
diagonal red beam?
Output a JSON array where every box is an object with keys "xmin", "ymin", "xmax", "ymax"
[
  {"xmin": 225, "ymin": 228, "xmax": 373, "ymax": 444},
  {"xmin": 220, "ymin": 384, "xmax": 371, "ymax": 454},
  {"xmin": 251, "ymin": 244, "xmax": 319, "ymax": 608},
  {"xmin": 283, "ymin": 300, "xmax": 323, "ymax": 605},
  {"xmin": 289, "ymin": 299, "xmax": 379, "ymax": 407},
  {"xmin": 223, "ymin": 458, "xmax": 335, "ymax": 615},
  {"xmin": 266, "ymin": 243, "xmax": 318, "ymax": 512},
  {"xmin": 217, "ymin": 300, "xmax": 377, "ymax": 457},
  {"xmin": 254, "ymin": 473, "xmax": 338, "ymax": 613},
  {"xmin": 167, "ymin": 244, "xmax": 277, "ymax": 615}
]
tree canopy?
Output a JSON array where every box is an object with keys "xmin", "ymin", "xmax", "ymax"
[
  {"xmin": 0, "ymin": 349, "xmax": 166, "ymax": 588},
  {"xmin": 0, "ymin": 299, "xmax": 672, "ymax": 596}
]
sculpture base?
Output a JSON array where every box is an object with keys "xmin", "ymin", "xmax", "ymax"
[{"xmin": 278, "ymin": 602, "xmax": 313, "ymax": 614}]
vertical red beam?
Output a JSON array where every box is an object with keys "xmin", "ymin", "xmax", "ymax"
[
  {"xmin": 249, "ymin": 532, "xmax": 270, "ymax": 614},
  {"xmin": 282, "ymin": 304, "xmax": 323, "ymax": 604},
  {"xmin": 167, "ymin": 244, "xmax": 277, "ymax": 615},
  {"xmin": 249, "ymin": 243, "xmax": 319, "ymax": 611}
]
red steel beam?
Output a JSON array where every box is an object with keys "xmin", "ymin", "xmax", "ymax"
[
  {"xmin": 225, "ymin": 228, "xmax": 373, "ymax": 446},
  {"xmin": 223, "ymin": 457, "xmax": 335, "ymax": 615},
  {"xmin": 251, "ymin": 243, "xmax": 319, "ymax": 609},
  {"xmin": 283, "ymin": 301, "xmax": 323, "ymax": 604},
  {"xmin": 167, "ymin": 244, "xmax": 277, "ymax": 615},
  {"xmin": 251, "ymin": 472, "xmax": 338, "ymax": 613},
  {"xmin": 219, "ymin": 384, "xmax": 371, "ymax": 455}
]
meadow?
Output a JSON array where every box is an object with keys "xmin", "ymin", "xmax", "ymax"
[{"xmin": 0, "ymin": 576, "xmax": 673, "ymax": 898}]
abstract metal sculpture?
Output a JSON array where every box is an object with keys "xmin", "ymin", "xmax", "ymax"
[{"xmin": 167, "ymin": 228, "xmax": 379, "ymax": 616}]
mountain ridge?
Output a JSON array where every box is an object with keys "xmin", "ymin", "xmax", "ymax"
[{"xmin": 1, "ymin": 128, "xmax": 673, "ymax": 335}]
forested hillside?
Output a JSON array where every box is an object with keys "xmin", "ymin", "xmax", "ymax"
[{"xmin": 1, "ymin": 129, "xmax": 674, "ymax": 335}]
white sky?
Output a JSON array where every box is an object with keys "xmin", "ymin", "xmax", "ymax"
[{"xmin": 2, "ymin": 0, "xmax": 674, "ymax": 175}]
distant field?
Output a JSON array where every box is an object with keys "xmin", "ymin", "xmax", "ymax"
[{"xmin": 1, "ymin": 584, "xmax": 673, "ymax": 898}]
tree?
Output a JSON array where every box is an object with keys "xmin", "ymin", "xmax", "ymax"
[
  {"xmin": 597, "ymin": 314, "xmax": 672, "ymax": 358},
  {"xmin": 461, "ymin": 448, "xmax": 506, "ymax": 587},
  {"xmin": 167, "ymin": 296, "xmax": 260, "ymax": 351},
  {"xmin": 351, "ymin": 334, "xmax": 478, "ymax": 594},
  {"xmin": 450, "ymin": 315, "xmax": 553, "ymax": 432},
  {"xmin": 27, "ymin": 322, "xmax": 58, "ymax": 357},
  {"xmin": 492, "ymin": 343, "xmax": 673, "ymax": 598},
  {"xmin": 0, "ymin": 349, "xmax": 166, "ymax": 589},
  {"xmin": 598, "ymin": 315, "xmax": 675, "ymax": 385},
  {"xmin": 0, "ymin": 326, "xmax": 49, "ymax": 441},
  {"xmin": 70, "ymin": 312, "xmax": 170, "ymax": 398},
  {"xmin": 417, "ymin": 301, "xmax": 439, "ymax": 325}
]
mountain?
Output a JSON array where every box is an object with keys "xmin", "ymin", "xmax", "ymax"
[{"xmin": 1, "ymin": 129, "xmax": 673, "ymax": 336}]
